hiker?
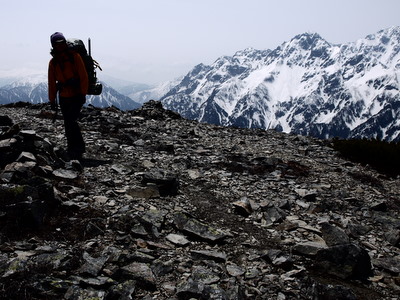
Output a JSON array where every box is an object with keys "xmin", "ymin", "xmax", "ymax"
[{"xmin": 48, "ymin": 32, "xmax": 88, "ymax": 161}]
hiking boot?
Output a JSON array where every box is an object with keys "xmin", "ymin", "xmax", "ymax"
[{"xmin": 68, "ymin": 150, "xmax": 83, "ymax": 162}]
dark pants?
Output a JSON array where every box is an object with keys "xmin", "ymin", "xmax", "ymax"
[{"xmin": 59, "ymin": 96, "xmax": 85, "ymax": 158}]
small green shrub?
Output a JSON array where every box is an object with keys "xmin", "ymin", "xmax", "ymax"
[{"xmin": 332, "ymin": 138, "xmax": 400, "ymax": 178}]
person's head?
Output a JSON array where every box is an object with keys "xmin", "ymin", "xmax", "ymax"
[{"xmin": 50, "ymin": 32, "xmax": 67, "ymax": 52}]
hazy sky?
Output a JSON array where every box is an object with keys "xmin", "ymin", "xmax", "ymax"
[{"xmin": 1, "ymin": 0, "xmax": 399, "ymax": 85}]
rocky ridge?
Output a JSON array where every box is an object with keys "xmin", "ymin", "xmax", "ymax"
[{"xmin": 0, "ymin": 101, "xmax": 399, "ymax": 299}]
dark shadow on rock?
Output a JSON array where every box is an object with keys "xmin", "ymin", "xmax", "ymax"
[{"xmin": 80, "ymin": 158, "xmax": 112, "ymax": 168}]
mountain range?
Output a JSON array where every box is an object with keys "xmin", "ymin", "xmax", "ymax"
[
  {"xmin": 1, "ymin": 27, "xmax": 400, "ymax": 141},
  {"xmin": 0, "ymin": 74, "xmax": 141, "ymax": 110},
  {"xmin": 161, "ymin": 27, "xmax": 400, "ymax": 141}
]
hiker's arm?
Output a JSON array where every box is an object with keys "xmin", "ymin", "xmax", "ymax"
[
  {"xmin": 74, "ymin": 53, "xmax": 89, "ymax": 95},
  {"xmin": 48, "ymin": 60, "xmax": 57, "ymax": 103}
]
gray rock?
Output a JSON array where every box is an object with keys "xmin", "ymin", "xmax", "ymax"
[
  {"xmin": 385, "ymin": 229, "xmax": 400, "ymax": 247},
  {"xmin": 226, "ymin": 264, "xmax": 245, "ymax": 277},
  {"xmin": 166, "ymin": 233, "xmax": 190, "ymax": 246},
  {"xmin": 128, "ymin": 185, "xmax": 160, "ymax": 199},
  {"xmin": 121, "ymin": 262, "xmax": 157, "ymax": 289},
  {"xmin": 262, "ymin": 249, "xmax": 293, "ymax": 270},
  {"xmin": 106, "ymin": 280, "xmax": 136, "ymax": 300},
  {"xmin": 78, "ymin": 252, "xmax": 108, "ymax": 276},
  {"xmin": 295, "ymin": 188, "xmax": 317, "ymax": 201},
  {"xmin": 293, "ymin": 241, "xmax": 328, "ymax": 256},
  {"xmin": 232, "ymin": 197, "xmax": 253, "ymax": 216},
  {"xmin": 176, "ymin": 279, "xmax": 205, "ymax": 299},
  {"xmin": 263, "ymin": 206, "xmax": 286, "ymax": 225},
  {"xmin": 315, "ymin": 243, "xmax": 372, "ymax": 280},
  {"xmin": 173, "ymin": 211, "xmax": 230, "ymax": 242},
  {"xmin": 141, "ymin": 169, "xmax": 179, "ymax": 197},
  {"xmin": 191, "ymin": 250, "xmax": 227, "ymax": 263},
  {"xmin": 346, "ymin": 222, "xmax": 371, "ymax": 238},
  {"xmin": 53, "ymin": 169, "xmax": 80, "ymax": 181},
  {"xmin": 64, "ymin": 286, "xmax": 106, "ymax": 300},
  {"xmin": 320, "ymin": 222, "xmax": 350, "ymax": 246},
  {"xmin": 17, "ymin": 151, "xmax": 36, "ymax": 162},
  {"xmin": 373, "ymin": 256, "xmax": 400, "ymax": 274},
  {"xmin": 192, "ymin": 266, "xmax": 220, "ymax": 284}
]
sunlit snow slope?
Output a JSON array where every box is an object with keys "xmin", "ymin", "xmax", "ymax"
[{"xmin": 162, "ymin": 27, "xmax": 400, "ymax": 141}]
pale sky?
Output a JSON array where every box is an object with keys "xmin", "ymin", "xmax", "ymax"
[{"xmin": 1, "ymin": 0, "xmax": 399, "ymax": 85}]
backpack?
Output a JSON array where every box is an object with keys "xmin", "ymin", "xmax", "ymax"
[{"xmin": 66, "ymin": 38, "xmax": 103, "ymax": 95}]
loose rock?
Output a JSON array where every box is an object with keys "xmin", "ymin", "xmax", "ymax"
[{"xmin": 0, "ymin": 101, "xmax": 399, "ymax": 299}]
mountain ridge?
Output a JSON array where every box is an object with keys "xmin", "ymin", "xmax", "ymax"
[
  {"xmin": 0, "ymin": 74, "xmax": 142, "ymax": 110},
  {"xmin": 161, "ymin": 26, "xmax": 400, "ymax": 141}
]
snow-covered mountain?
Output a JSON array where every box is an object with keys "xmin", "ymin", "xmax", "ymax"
[
  {"xmin": 99, "ymin": 74, "xmax": 153, "ymax": 97},
  {"xmin": 128, "ymin": 77, "xmax": 183, "ymax": 104},
  {"xmin": 161, "ymin": 27, "xmax": 400, "ymax": 141},
  {"xmin": 0, "ymin": 74, "xmax": 49, "ymax": 104},
  {"xmin": 0, "ymin": 74, "xmax": 141, "ymax": 110},
  {"xmin": 87, "ymin": 83, "xmax": 141, "ymax": 110},
  {"xmin": 97, "ymin": 75, "xmax": 176, "ymax": 104}
]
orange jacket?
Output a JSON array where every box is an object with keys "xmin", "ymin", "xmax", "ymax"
[{"xmin": 48, "ymin": 51, "xmax": 89, "ymax": 102}]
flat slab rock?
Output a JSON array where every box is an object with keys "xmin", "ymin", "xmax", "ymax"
[{"xmin": 173, "ymin": 211, "xmax": 231, "ymax": 242}]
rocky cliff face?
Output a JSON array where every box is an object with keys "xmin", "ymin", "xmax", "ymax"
[
  {"xmin": 0, "ymin": 101, "xmax": 399, "ymax": 299},
  {"xmin": 162, "ymin": 27, "xmax": 400, "ymax": 142}
]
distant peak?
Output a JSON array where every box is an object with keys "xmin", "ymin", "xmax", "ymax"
[
  {"xmin": 288, "ymin": 31, "xmax": 329, "ymax": 50},
  {"xmin": 380, "ymin": 26, "xmax": 400, "ymax": 36},
  {"xmin": 233, "ymin": 48, "xmax": 258, "ymax": 58},
  {"xmin": 234, "ymin": 47, "xmax": 256, "ymax": 55},
  {"xmin": 295, "ymin": 31, "xmax": 323, "ymax": 39},
  {"xmin": 365, "ymin": 26, "xmax": 400, "ymax": 42}
]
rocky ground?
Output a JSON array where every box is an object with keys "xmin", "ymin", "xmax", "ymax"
[{"xmin": 0, "ymin": 101, "xmax": 399, "ymax": 299}]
